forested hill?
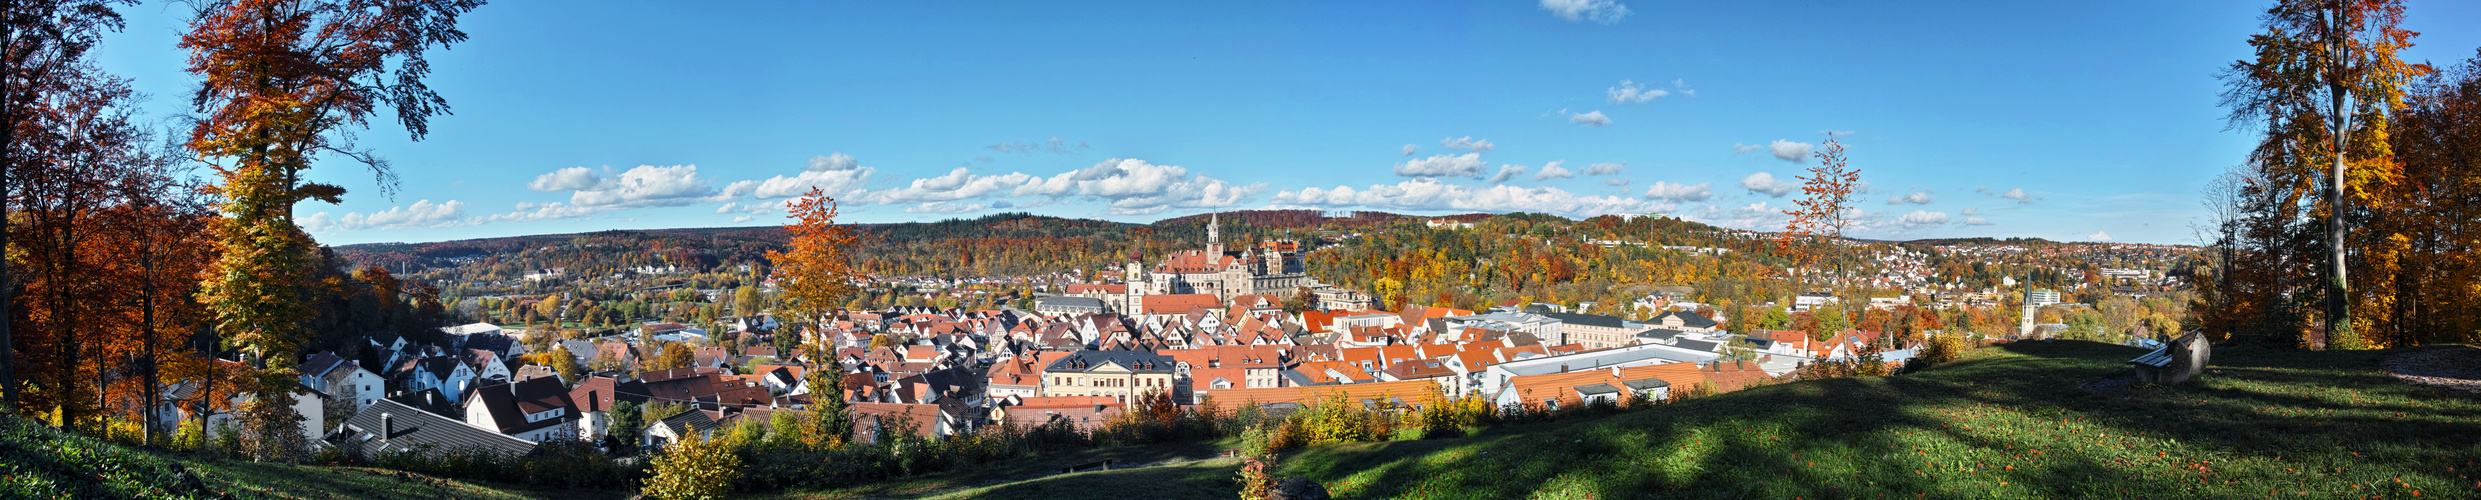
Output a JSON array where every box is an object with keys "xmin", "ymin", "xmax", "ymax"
[{"xmin": 331, "ymin": 210, "xmax": 1756, "ymax": 290}]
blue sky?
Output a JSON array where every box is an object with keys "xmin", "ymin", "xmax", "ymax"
[{"xmin": 91, "ymin": 1, "xmax": 2481, "ymax": 245}]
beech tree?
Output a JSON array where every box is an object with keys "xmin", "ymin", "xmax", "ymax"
[
  {"xmin": 767, "ymin": 187, "xmax": 865, "ymax": 323},
  {"xmin": 180, "ymin": 0, "xmax": 480, "ymax": 460},
  {"xmin": 2218, "ymin": 0, "xmax": 2429, "ymax": 347},
  {"xmin": 0, "ymin": 0, "xmax": 128, "ymax": 412}
]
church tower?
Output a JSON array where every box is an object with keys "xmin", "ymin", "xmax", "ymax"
[{"xmin": 1206, "ymin": 212, "xmax": 1224, "ymax": 256}]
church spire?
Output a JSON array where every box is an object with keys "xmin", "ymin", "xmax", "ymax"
[{"xmin": 1206, "ymin": 212, "xmax": 1224, "ymax": 256}]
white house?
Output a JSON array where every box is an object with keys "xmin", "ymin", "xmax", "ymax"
[
  {"xmin": 300, "ymin": 352, "xmax": 384, "ymax": 410},
  {"xmin": 407, "ymin": 356, "xmax": 478, "ymax": 405},
  {"xmin": 463, "ymin": 377, "xmax": 579, "ymax": 443}
]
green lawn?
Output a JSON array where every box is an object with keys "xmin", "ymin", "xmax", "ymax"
[
  {"xmin": 1274, "ymin": 341, "xmax": 2481, "ymax": 499},
  {"xmin": 860, "ymin": 341, "xmax": 2481, "ymax": 499},
  {"xmin": 0, "ymin": 411, "xmax": 622, "ymax": 499},
  {"xmin": 752, "ymin": 437, "xmax": 1242, "ymax": 499}
]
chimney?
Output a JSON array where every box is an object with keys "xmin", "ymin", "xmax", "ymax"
[{"xmin": 379, "ymin": 413, "xmax": 393, "ymax": 443}]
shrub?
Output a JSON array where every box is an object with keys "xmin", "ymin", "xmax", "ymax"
[{"xmin": 643, "ymin": 433, "xmax": 741, "ymax": 500}]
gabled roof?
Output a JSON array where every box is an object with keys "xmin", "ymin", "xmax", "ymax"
[
  {"xmin": 657, "ymin": 408, "xmax": 718, "ymax": 435},
  {"xmin": 1655, "ymin": 310, "xmax": 1719, "ymax": 329},
  {"xmin": 468, "ymin": 377, "xmax": 578, "ymax": 435},
  {"xmin": 330, "ymin": 399, "xmax": 536, "ymax": 460}
]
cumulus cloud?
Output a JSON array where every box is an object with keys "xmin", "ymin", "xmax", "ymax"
[
  {"xmin": 2089, "ymin": 231, "xmax": 2112, "ymax": 242},
  {"xmin": 1401, "ymin": 144, "xmax": 1419, "ymax": 156},
  {"xmin": 1539, "ymin": 0, "xmax": 1631, "ymax": 24},
  {"xmin": 1584, "ymin": 162, "xmax": 1624, "ymax": 175},
  {"xmin": 300, "ymin": 199, "xmax": 477, "ymax": 233},
  {"xmin": 1643, "ymin": 181, "xmax": 1713, "ymax": 202},
  {"xmin": 1768, "ymin": 140, "xmax": 1813, "ymax": 162},
  {"xmin": 1607, "ymin": 80, "xmax": 1668, "ymax": 103},
  {"xmin": 1394, "ymin": 153, "xmax": 1488, "ymax": 178},
  {"xmin": 1963, "ymin": 216, "xmax": 1994, "ymax": 226},
  {"xmin": 733, "ymin": 215, "xmax": 754, "ymax": 223},
  {"xmin": 1899, "ymin": 210, "xmax": 1950, "ymax": 228},
  {"xmin": 857, "ymin": 158, "xmax": 1260, "ymax": 215},
  {"xmin": 1977, "ymin": 186, "xmax": 2037, "ymax": 204},
  {"xmin": 1687, "ymin": 201, "xmax": 1791, "ymax": 231},
  {"xmin": 806, "ymin": 153, "xmax": 860, "ymax": 171},
  {"xmin": 1741, "ymin": 172, "xmax": 1796, "ymax": 197},
  {"xmin": 1604, "ymin": 178, "xmax": 1630, "ymax": 187},
  {"xmin": 1732, "ymin": 143, "xmax": 1763, "ymax": 154},
  {"xmin": 1888, "ymin": 189, "xmax": 1933, "ymax": 205},
  {"xmin": 987, "ymin": 137, "xmax": 1089, "ymax": 154},
  {"xmin": 1441, "ymin": 136, "xmax": 1495, "ymax": 152},
  {"xmin": 1673, "ymin": 79, "xmax": 1695, "ymax": 97},
  {"xmin": 1487, "ymin": 165, "xmax": 1527, "ymax": 185},
  {"xmin": 573, "ymin": 165, "xmax": 724, "ymax": 208},
  {"xmin": 1270, "ymin": 179, "xmax": 1674, "ymax": 217},
  {"xmin": 1534, "ymin": 160, "xmax": 1576, "ymax": 180},
  {"xmin": 905, "ymin": 201, "xmax": 988, "ymax": 214},
  {"xmin": 1568, "ymin": 110, "xmax": 1612, "ymax": 127},
  {"xmin": 489, "ymin": 201, "xmax": 598, "ymax": 223},
  {"xmin": 527, "ymin": 167, "xmax": 602, "ymax": 192}
]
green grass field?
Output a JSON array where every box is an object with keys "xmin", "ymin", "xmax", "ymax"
[
  {"xmin": 862, "ymin": 341, "xmax": 2481, "ymax": 499},
  {"xmin": 0, "ymin": 411, "xmax": 619, "ymax": 499}
]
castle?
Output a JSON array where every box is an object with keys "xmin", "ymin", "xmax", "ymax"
[{"xmin": 1072, "ymin": 213, "xmax": 1369, "ymax": 313}]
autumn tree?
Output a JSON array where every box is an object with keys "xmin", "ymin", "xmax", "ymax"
[
  {"xmin": 1778, "ymin": 138, "xmax": 1861, "ymax": 287},
  {"xmin": 0, "ymin": 0, "xmax": 129, "ymax": 412},
  {"xmin": 181, "ymin": 0, "xmax": 480, "ymax": 460},
  {"xmin": 768, "ymin": 187, "xmax": 864, "ymax": 324},
  {"xmin": 641, "ymin": 431, "xmax": 741, "ymax": 500},
  {"xmin": 2218, "ymin": 0, "xmax": 2429, "ymax": 347}
]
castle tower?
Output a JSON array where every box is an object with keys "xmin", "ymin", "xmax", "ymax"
[{"xmin": 1206, "ymin": 212, "xmax": 1224, "ymax": 256}]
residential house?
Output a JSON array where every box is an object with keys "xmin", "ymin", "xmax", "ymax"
[
  {"xmin": 463, "ymin": 377, "xmax": 580, "ymax": 443},
  {"xmin": 644, "ymin": 410, "xmax": 719, "ymax": 449},
  {"xmin": 567, "ymin": 376, "xmax": 648, "ymax": 442},
  {"xmin": 329, "ymin": 399, "xmax": 537, "ymax": 461},
  {"xmin": 300, "ymin": 352, "xmax": 383, "ymax": 410},
  {"xmin": 1041, "ymin": 350, "xmax": 1176, "ymax": 402}
]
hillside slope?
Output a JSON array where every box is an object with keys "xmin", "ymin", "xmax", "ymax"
[
  {"xmin": 0, "ymin": 414, "xmax": 599, "ymax": 499},
  {"xmin": 920, "ymin": 341, "xmax": 2478, "ymax": 499}
]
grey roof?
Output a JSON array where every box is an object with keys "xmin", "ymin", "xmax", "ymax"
[
  {"xmin": 1656, "ymin": 311, "xmax": 1719, "ymax": 329},
  {"xmin": 1674, "ymin": 339, "xmax": 1721, "ymax": 352},
  {"xmin": 1635, "ymin": 329, "xmax": 1686, "ymax": 341},
  {"xmin": 1540, "ymin": 311, "xmax": 1626, "ymax": 329},
  {"xmin": 1619, "ymin": 378, "xmax": 1670, "ymax": 391},
  {"xmin": 1044, "ymin": 350, "xmax": 1175, "ymax": 374},
  {"xmin": 1573, "ymin": 383, "xmax": 1620, "ymax": 395},
  {"xmin": 658, "ymin": 409, "xmax": 718, "ymax": 435},
  {"xmin": 330, "ymin": 399, "xmax": 537, "ymax": 460}
]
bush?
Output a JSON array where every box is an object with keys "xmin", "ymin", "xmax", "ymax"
[{"xmin": 643, "ymin": 433, "xmax": 740, "ymax": 500}]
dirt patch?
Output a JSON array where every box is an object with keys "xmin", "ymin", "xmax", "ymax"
[{"xmin": 2382, "ymin": 346, "xmax": 2481, "ymax": 394}]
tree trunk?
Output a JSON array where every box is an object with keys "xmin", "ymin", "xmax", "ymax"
[{"xmin": 2326, "ymin": 10, "xmax": 2353, "ymax": 346}]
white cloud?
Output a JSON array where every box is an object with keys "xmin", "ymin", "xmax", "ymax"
[
  {"xmin": 1741, "ymin": 172, "xmax": 1796, "ymax": 197},
  {"xmin": 1441, "ymin": 136, "xmax": 1495, "ymax": 152},
  {"xmin": 1607, "ymin": 80, "xmax": 1668, "ymax": 103},
  {"xmin": 1899, "ymin": 210, "xmax": 1950, "ymax": 228},
  {"xmin": 2089, "ymin": 231, "xmax": 2112, "ymax": 242},
  {"xmin": 987, "ymin": 137, "xmax": 1089, "ymax": 154},
  {"xmin": 1539, "ymin": 0, "xmax": 1631, "ymax": 24},
  {"xmin": 1687, "ymin": 201, "xmax": 1791, "ymax": 231},
  {"xmin": 732, "ymin": 215, "xmax": 754, "ymax": 223},
  {"xmin": 1963, "ymin": 216, "xmax": 1994, "ymax": 226},
  {"xmin": 1888, "ymin": 189, "xmax": 1933, "ymax": 205},
  {"xmin": 527, "ymin": 167, "xmax": 602, "ymax": 192},
  {"xmin": 1604, "ymin": 178, "xmax": 1630, "ymax": 187},
  {"xmin": 1584, "ymin": 162, "xmax": 1624, "ymax": 175},
  {"xmin": 1569, "ymin": 110, "xmax": 1611, "ymax": 127},
  {"xmin": 1768, "ymin": 140, "xmax": 1812, "ymax": 162},
  {"xmin": 1401, "ymin": 144, "xmax": 1420, "ymax": 156},
  {"xmin": 489, "ymin": 201, "xmax": 598, "ymax": 223},
  {"xmin": 1487, "ymin": 165, "xmax": 1527, "ymax": 184},
  {"xmin": 719, "ymin": 153, "xmax": 880, "ymax": 200},
  {"xmin": 1394, "ymin": 153, "xmax": 1488, "ymax": 178},
  {"xmin": 1008, "ymin": 158, "xmax": 1264, "ymax": 214},
  {"xmin": 862, "ymin": 167, "xmax": 1041, "ymax": 203},
  {"xmin": 1643, "ymin": 181, "xmax": 1713, "ymax": 202},
  {"xmin": 806, "ymin": 153, "xmax": 860, "ymax": 172},
  {"xmin": 1270, "ymin": 179, "xmax": 1670, "ymax": 217},
  {"xmin": 1732, "ymin": 143, "xmax": 1763, "ymax": 154},
  {"xmin": 716, "ymin": 202, "xmax": 738, "ymax": 214},
  {"xmin": 2004, "ymin": 188, "xmax": 2034, "ymax": 204},
  {"xmin": 1961, "ymin": 207, "xmax": 1978, "ymax": 216},
  {"xmin": 1534, "ymin": 160, "xmax": 1576, "ymax": 180},
  {"xmin": 556, "ymin": 164, "xmax": 723, "ymax": 208},
  {"xmin": 905, "ymin": 201, "xmax": 988, "ymax": 214},
  {"xmin": 1674, "ymin": 79, "xmax": 1695, "ymax": 97},
  {"xmin": 298, "ymin": 199, "xmax": 480, "ymax": 233}
]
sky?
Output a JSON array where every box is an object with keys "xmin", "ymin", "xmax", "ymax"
[{"xmin": 89, "ymin": 0, "xmax": 2481, "ymax": 246}]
